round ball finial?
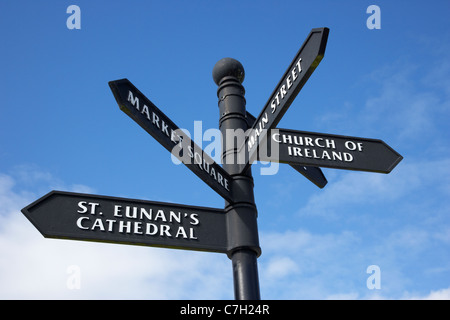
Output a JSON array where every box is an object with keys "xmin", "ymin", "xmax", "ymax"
[{"xmin": 212, "ymin": 58, "xmax": 245, "ymax": 85}]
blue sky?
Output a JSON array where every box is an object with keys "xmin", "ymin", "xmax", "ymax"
[{"xmin": 0, "ymin": 0, "xmax": 449, "ymax": 299}]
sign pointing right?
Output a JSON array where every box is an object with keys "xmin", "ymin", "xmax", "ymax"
[{"xmin": 259, "ymin": 128, "xmax": 403, "ymax": 173}]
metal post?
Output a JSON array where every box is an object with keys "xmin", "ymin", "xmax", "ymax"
[{"xmin": 213, "ymin": 58, "xmax": 261, "ymax": 300}]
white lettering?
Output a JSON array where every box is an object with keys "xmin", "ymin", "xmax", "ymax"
[
  {"xmin": 270, "ymin": 100, "xmax": 277, "ymax": 113},
  {"xmin": 304, "ymin": 148, "xmax": 311, "ymax": 158},
  {"xmin": 344, "ymin": 152, "xmax": 353, "ymax": 162},
  {"xmin": 282, "ymin": 134, "xmax": 292, "ymax": 144},
  {"xmin": 332, "ymin": 151, "xmax": 342, "ymax": 161},
  {"xmin": 169, "ymin": 211, "xmax": 181, "ymax": 224},
  {"xmin": 291, "ymin": 67, "xmax": 298, "ymax": 81},
  {"xmin": 114, "ymin": 205, "xmax": 122, "ymax": 217},
  {"xmin": 345, "ymin": 141, "xmax": 356, "ymax": 151},
  {"xmin": 296, "ymin": 58, "xmax": 302, "ymax": 73},
  {"xmin": 224, "ymin": 178, "xmax": 230, "ymax": 191},
  {"xmin": 119, "ymin": 221, "xmax": 131, "ymax": 233},
  {"xmin": 189, "ymin": 228, "xmax": 197, "ymax": 240},
  {"xmin": 127, "ymin": 91, "xmax": 139, "ymax": 110},
  {"xmin": 312, "ymin": 149, "xmax": 320, "ymax": 159},
  {"xmin": 304, "ymin": 137, "xmax": 314, "ymax": 147},
  {"xmin": 210, "ymin": 166, "xmax": 217, "ymax": 180},
  {"xmin": 160, "ymin": 225, "xmax": 171, "ymax": 237},
  {"xmin": 125, "ymin": 206, "xmax": 138, "ymax": 219},
  {"xmin": 140, "ymin": 208, "xmax": 152, "ymax": 220},
  {"xmin": 344, "ymin": 141, "xmax": 364, "ymax": 152},
  {"xmin": 77, "ymin": 201, "xmax": 88, "ymax": 214},
  {"xmin": 274, "ymin": 92, "xmax": 280, "ymax": 107},
  {"xmin": 285, "ymin": 147, "xmax": 355, "ymax": 163},
  {"xmin": 76, "ymin": 217, "xmax": 89, "ymax": 230},
  {"xmin": 322, "ymin": 150, "xmax": 331, "ymax": 160},
  {"xmin": 272, "ymin": 133, "xmax": 280, "ymax": 143},
  {"xmin": 161, "ymin": 121, "xmax": 169, "ymax": 136},
  {"xmin": 280, "ymin": 84, "xmax": 287, "ymax": 99},
  {"xmin": 152, "ymin": 112, "xmax": 160, "ymax": 128},
  {"xmin": 190, "ymin": 214, "xmax": 199, "ymax": 226},
  {"xmin": 105, "ymin": 219, "xmax": 116, "ymax": 231},
  {"xmin": 74, "ymin": 203, "xmax": 205, "ymax": 242},
  {"xmin": 91, "ymin": 218, "xmax": 105, "ymax": 231},
  {"xmin": 326, "ymin": 139, "xmax": 336, "ymax": 149},
  {"xmin": 357, "ymin": 142, "xmax": 363, "ymax": 152},
  {"xmin": 141, "ymin": 104, "xmax": 151, "ymax": 120},
  {"xmin": 286, "ymin": 75, "xmax": 293, "ymax": 89},
  {"xmin": 154, "ymin": 209, "xmax": 167, "ymax": 222},
  {"xmin": 146, "ymin": 223, "xmax": 158, "ymax": 235},
  {"xmin": 315, "ymin": 138, "xmax": 324, "ymax": 148},
  {"xmin": 134, "ymin": 222, "xmax": 143, "ymax": 234},
  {"xmin": 175, "ymin": 226, "xmax": 188, "ymax": 239},
  {"xmin": 77, "ymin": 201, "xmax": 100, "ymax": 215}
]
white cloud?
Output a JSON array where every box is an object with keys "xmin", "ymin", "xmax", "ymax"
[
  {"xmin": 402, "ymin": 287, "xmax": 450, "ymax": 300},
  {"xmin": 264, "ymin": 256, "xmax": 299, "ymax": 279},
  {"xmin": 421, "ymin": 288, "xmax": 450, "ymax": 300},
  {"xmin": 298, "ymin": 158, "xmax": 450, "ymax": 219},
  {"xmin": 259, "ymin": 228, "xmax": 362, "ymax": 299}
]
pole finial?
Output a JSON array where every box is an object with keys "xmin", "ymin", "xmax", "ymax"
[{"xmin": 212, "ymin": 58, "xmax": 245, "ymax": 85}]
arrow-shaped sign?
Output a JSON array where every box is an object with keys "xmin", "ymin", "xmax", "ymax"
[
  {"xmin": 245, "ymin": 111, "xmax": 327, "ymax": 188},
  {"xmin": 109, "ymin": 79, "xmax": 234, "ymax": 203},
  {"xmin": 258, "ymin": 128, "xmax": 403, "ymax": 173},
  {"xmin": 240, "ymin": 27, "xmax": 329, "ymax": 173},
  {"xmin": 22, "ymin": 191, "xmax": 228, "ymax": 253}
]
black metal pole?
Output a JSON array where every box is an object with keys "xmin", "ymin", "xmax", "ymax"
[{"xmin": 213, "ymin": 58, "xmax": 261, "ymax": 300}]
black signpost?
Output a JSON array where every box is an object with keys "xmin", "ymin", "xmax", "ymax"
[
  {"xmin": 22, "ymin": 190, "xmax": 228, "ymax": 253},
  {"xmin": 21, "ymin": 27, "xmax": 403, "ymax": 300},
  {"xmin": 258, "ymin": 128, "xmax": 403, "ymax": 173}
]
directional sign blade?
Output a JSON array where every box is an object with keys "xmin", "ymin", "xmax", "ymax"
[
  {"xmin": 109, "ymin": 79, "xmax": 234, "ymax": 203},
  {"xmin": 259, "ymin": 128, "xmax": 403, "ymax": 173},
  {"xmin": 22, "ymin": 191, "xmax": 228, "ymax": 253},
  {"xmin": 242, "ymin": 27, "xmax": 329, "ymax": 172},
  {"xmin": 246, "ymin": 111, "xmax": 327, "ymax": 188}
]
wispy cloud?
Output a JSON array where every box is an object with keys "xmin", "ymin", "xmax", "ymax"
[
  {"xmin": 316, "ymin": 52, "xmax": 450, "ymax": 152},
  {"xmin": 298, "ymin": 158, "xmax": 450, "ymax": 219}
]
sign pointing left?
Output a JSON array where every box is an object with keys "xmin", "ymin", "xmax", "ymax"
[
  {"xmin": 21, "ymin": 191, "xmax": 228, "ymax": 253},
  {"xmin": 109, "ymin": 79, "xmax": 234, "ymax": 203}
]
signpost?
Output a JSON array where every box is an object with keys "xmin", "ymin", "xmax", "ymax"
[
  {"xmin": 22, "ymin": 190, "xmax": 228, "ymax": 253},
  {"xmin": 21, "ymin": 27, "xmax": 403, "ymax": 300},
  {"xmin": 258, "ymin": 128, "xmax": 403, "ymax": 173}
]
